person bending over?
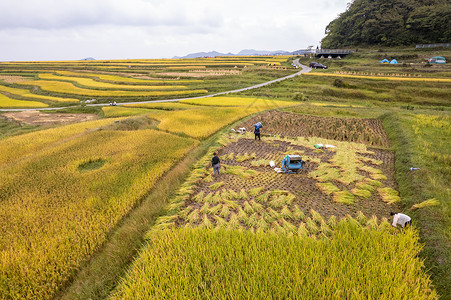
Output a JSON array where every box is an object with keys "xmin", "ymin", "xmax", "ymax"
[{"xmin": 390, "ymin": 212, "xmax": 412, "ymax": 228}]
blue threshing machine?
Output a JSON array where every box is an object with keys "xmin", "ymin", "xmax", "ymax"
[{"xmin": 281, "ymin": 155, "xmax": 305, "ymax": 174}]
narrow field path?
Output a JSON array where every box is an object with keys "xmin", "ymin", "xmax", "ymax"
[{"xmin": 0, "ymin": 60, "xmax": 311, "ymax": 112}]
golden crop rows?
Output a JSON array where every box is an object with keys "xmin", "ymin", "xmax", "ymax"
[
  {"xmin": 0, "ymin": 92, "xmax": 47, "ymax": 108},
  {"xmin": 0, "ymin": 84, "xmax": 79, "ymax": 104},
  {"xmin": 38, "ymin": 74, "xmax": 189, "ymax": 90},
  {"xmin": 110, "ymin": 132, "xmax": 436, "ymax": 298},
  {"xmin": 16, "ymin": 80, "xmax": 208, "ymax": 97},
  {"xmin": 180, "ymin": 96, "xmax": 299, "ymax": 108},
  {"xmin": 110, "ymin": 226, "xmax": 436, "ymax": 299},
  {"xmin": 0, "ymin": 123, "xmax": 198, "ymax": 299},
  {"xmin": 55, "ymin": 70, "xmax": 203, "ymax": 84},
  {"xmin": 99, "ymin": 97, "xmax": 298, "ymax": 140}
]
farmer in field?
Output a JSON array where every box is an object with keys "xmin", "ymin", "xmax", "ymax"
[
  {"xmin": 211, "ymin": 152, "xmax": 221, "ymax": 175},
  {"xmin": 390, "ymin": 212, "xmax": 412, "ymax": 228},
  {"xmin": 254, "ymin": 122, "xmax": 262, "ymax": 140}
]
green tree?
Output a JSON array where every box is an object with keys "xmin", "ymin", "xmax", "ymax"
[{"xmin": 322, "ymin": 0, "xmax": 450, "ymax": 47}]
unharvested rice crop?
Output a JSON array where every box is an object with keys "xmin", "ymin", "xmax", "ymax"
[
  {"xmin": 0, "ymin": 126, "xmax": 197, "ymax": 299},
  {"xmin": 102, "ymin": 106, "xmax": 154, "ymax": 117},
  {"xmin": 181, "ymin": 96, "xmax": 298, "ymax": 108},
  {"xmin": 38, "ymin": 74, "xmax": 189, "ymax": 90},
  {"xmin": 0, "ymin": 93, "xmax": 47, "ymax": 108},
  {"xmin": 55, "ymin": 71, "xmax": 202, "ymax": 84},
  {"xmin": 148, "ymin": 107, "xmax": 263, "ymax": 139},
  {"xmin": 0, "ymin": 84, "xmax": 80, "ymax": 103},
  {"xmin": 146, "ymin": 97, "xmax": 301, "ymax": 139},
  {"xmin": 17, "ymin": 80, "xmax": 208, "ymax": 97},
  {"xmin": 0, "ymin": 118, "xmax": 117, "ymax": 166},
  {"xmin": 111, "ymin": 226, "xmax": 436, "ymax": 299},
  {"xmin": 125, "ymin": 102, "xmax": 199, "ymax": 110}
]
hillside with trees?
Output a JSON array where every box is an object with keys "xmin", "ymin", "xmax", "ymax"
[{"xmin": 321, "ymin": 0, "xmax": 451, "ymax": 48}]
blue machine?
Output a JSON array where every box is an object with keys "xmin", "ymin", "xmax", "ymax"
[{"xmin": 281, "ymin": 155, "xmax": 305, "ymax": 174}]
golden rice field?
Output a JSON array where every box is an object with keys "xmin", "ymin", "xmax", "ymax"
[
  {"xmin": 0, "ymin": 93, "xmax": 48, "ymax": 108},
  {"xmin": 125, "ymin": 101, "xmax": 202, "ymax": 110},
  {"xmin": 180, "ymin": 96, "xmax": 298, "ymax": 108},
  {"xmin": 150, "ymin": 98, "xmax": 298, "ymax": 139},
  {"xmin": 0, "ymin": 95, "xmax": 299, "ymax": 299},
  {"xmin": 0, "ymin": 54, "xmax": 446, "ymax": 299},
  {"xmin": 0, "ymin": 118, "xmax": 117, "ymax": 166},
  {"xmin": 110, "ymin": 130, "xmax": 437, "ymax": 299},
  {"xmin": 0, "ymin": 85, "xmax": 79, "ymax": 104},
  {"xmin": 110, "ymin": 226, "xmax": 435, "ymax": 299},
  {"xmin": 37, "ymin": 74, "xmax": 189, "ymax": 90},
  {"xmin": 16, "ymin": 80, "xmax": 208, "ymax": 97},
  {"xmin": 55, "ymin": 70, "xmax": 203, "ymax": 84},
  {"xmin": 0, "ymin": 121, "xmax": 198, "ymax": 299},
  {"xmin": 0, "ymin": 56, "xmax": 295, "ymax": 107},
  {"xmin": 102, "ymin": 97, "xmax": 299, "ymax": 139}
]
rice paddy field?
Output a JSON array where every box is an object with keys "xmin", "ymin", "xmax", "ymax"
[
  {"xmin": 110, "ymin": 114, "xmax": 438, "ymax": 299},
  {"xmin": 0, "ymin": 56, "xmax": 294, "ymax": 108},
  {"xmin": 0, "ymin": 49, "xmax": 450, "ymax": 299}
]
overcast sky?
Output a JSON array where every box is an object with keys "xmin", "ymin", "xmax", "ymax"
[{"xmin": 0, "ymin": 0, "xmax": 349, "ymax": 61}]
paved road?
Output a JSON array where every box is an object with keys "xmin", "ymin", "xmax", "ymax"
[{"xmin": 0, "ymin": 60, "xmax": 311, "ymax": 112}]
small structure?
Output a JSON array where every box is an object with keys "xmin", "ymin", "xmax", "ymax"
[
  {"xmin": 428, "ymin": 56, "xmax": 446, "ymax": 64},
  {"xmin": 379, "ymin": 59, "xmax": 389, "ymax": 63},
  {"xmin": 315, "ymin": 49, "xmax": 354, "ymax": 58},
  {"xmin": 390, "ymin": 59, "xmax": 398, "ymax": 64}
]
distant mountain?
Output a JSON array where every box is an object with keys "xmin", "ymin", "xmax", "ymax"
[
  {"xmin": 173, "ymin": 49, "xmax": 296, "ymax": 59},
  {"xmin": 237, "ymin": 49, "xmax": 291, "ymax": 56},
  {"xmin": 173, "ymin": 51, "xmax": 234, "ymax": 59},
  {"xmin": 80, "ymin": 57, "xmax": 96, "ymax": 61}
]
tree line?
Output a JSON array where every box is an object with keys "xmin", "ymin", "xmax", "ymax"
[{"xmin": 321, "ymin": 0, "xmax": 450, "ymax": 48}]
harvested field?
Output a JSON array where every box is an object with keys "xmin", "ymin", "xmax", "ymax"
[
  {"xmin": 239, "ymin": 110, "xmax": 390, "ymax": 147},
  {"xmin": 159, "ymin": 129, "xmax": 400, "ymax": 233},
  {"xmin": 2, "ymin": 110, "xmax": 98, "ymax": 125},
  {"xmin": 159, "ymin": 71, "xmax": 240, "ymax": 78},
  {"xmin": 0, "ymin": 75, "xmax": 31, "ymax": 83}
]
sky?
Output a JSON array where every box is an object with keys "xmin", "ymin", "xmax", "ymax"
[{"xmin": 0, "ymin": 0, "xmax": 349, "ymax": 61}]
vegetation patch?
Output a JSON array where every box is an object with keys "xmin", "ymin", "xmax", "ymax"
[
  {"xmin": 102, "ymin": 116, "xmax": 159, "ymax": 131},
  {"xmin": 77, "ymin": 158, "xmax": 106, "ymax": 172}
]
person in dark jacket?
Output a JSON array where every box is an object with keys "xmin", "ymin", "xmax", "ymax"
[
  {"xmin": 211, "ymin": 153, "xmax": 220, "ymax": 175},
  {"xmin": 254, "ymin": 123, "xmax": 262, "ymax": 140}
]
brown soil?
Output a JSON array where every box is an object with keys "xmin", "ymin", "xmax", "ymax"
[
  {"xmin": 177, "ymin": 136, "xmax": 399, "ymax": 228},
  {"xmin": 2, "ymin": 110, "xmax": 98, "ymax": 125},
  {"xmin": 0, "ymin": 75, "xmax": 31, "ymax": 83}
]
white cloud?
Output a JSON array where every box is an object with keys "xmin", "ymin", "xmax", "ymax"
[{"xmin": 0, "ymin": 0, "xmax": 348, "ymax": 61}]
